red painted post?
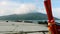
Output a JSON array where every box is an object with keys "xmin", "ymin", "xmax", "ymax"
[{"xmin": 44, "ymin": 0, "xmax": 58, "ymax": 34}]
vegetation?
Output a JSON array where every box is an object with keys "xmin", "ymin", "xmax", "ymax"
[{"xmin": 0, "ymin": 12, "xmax": 59, "ymax": 21}]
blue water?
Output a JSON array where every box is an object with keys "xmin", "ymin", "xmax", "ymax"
[
  {"xmin": 22, "ymin": 20, "xmax": 60, "ymax": 24},
  {"xmin": 0, "ymin": 20, "xmax": 60, "ymax": 24},
  {"xmin": 55, "ymin": 20, "xmax": 60, "ymax": 23}
]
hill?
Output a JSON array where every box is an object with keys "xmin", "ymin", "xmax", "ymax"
[{"xmin": 0, "ymin": 12, "xmax": 59, "ymax": 20}]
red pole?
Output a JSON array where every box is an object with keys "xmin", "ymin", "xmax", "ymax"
[{"xmin": 44, "ymin": 0, "xmax": 57, "ymax": 34}]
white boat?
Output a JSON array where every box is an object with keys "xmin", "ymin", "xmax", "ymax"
[{"xmin": 0, "ymin": 21, "xmax": 48, "ymax": 34}]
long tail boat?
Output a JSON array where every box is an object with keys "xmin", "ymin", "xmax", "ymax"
[{"xmin": 44, "ymin": 0, "xmax": 60, "ymax": 34}]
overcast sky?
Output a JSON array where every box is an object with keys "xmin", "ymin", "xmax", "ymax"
[{"xmin": 0, "ymin": 0, "xmax": 60, "ymax": 19}]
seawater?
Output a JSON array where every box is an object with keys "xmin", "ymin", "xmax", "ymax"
[{"xmin": 55, "ymin": 20, "xmax": 60, "ymax": 23}]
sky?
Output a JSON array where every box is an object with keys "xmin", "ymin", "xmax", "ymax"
[{"xmin": 0, "ymin": 0, "xmax": 60, "ymax": 19}]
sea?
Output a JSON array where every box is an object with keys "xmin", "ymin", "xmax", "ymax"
[
  {"xmin": 0, "ymin": 20, "xmax": 60, "ymax": 23},
  {"xmin": 22, "ymin": 20, "xmax": 60, "ymax": 24}
]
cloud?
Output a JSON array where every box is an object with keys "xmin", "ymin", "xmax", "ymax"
[
  {"xmin": 0, "ymin": 1, "xmax": 36, "ymax": 16},
  {"xmin": 52, "ymin": 8, "xmax": 60, "ymax": 18},
  {"xmin": 14, "ymin": 4, "xmax": 36, "ymax": 14},
  {"xmin": 0, "ymin": 0, "xmax": 60, "ymax": 19},
  {"xmin": 37, "ymin": 8, "xmax": 46, "ymax": 14},
  {"xmin": 0, "ymin": 2, "xmax": 18, "ymax": 16},
  {"xmin": 37, "ymin": 7, "xmax": 60, "ymax": 18}
]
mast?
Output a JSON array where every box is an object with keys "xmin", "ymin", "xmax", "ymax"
[{"xmin": 44, "ymin": 0, "xmax": 57, "ymax": 34}]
